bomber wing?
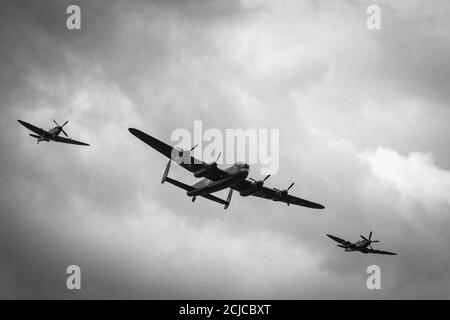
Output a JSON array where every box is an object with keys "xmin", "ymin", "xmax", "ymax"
[
  {"xmin": 128, "ymin": 128, "xmax": 228, "ymax": 181},
  {"xmin": 232, "ymin": 179, "xmax": 324, "ymax": 209}
]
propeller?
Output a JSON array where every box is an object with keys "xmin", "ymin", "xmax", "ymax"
[
  {"xmin": 274, "ymin": 182, "xmax": 295, "ymax": 205},
  {"xmin": 207, "ymin": 152, "xmax": 222, "ymax": 167},
  {"xmin": 193, "ymin": 152, "xmax": 222, "ymax": 178},
  {"xmin": 176, "ymin": 144, "xmax": 198, "ymax": 155},
  {"xmin": 360, "ymin": 231, "xmax": 380, "ymax": 249},
  {"xmin": 53, "ymin": 119, "xmax": 69, "ymax": 137},
  {"xmin": 249, "ymin": 174, "xmax": 271, "ymax": 184},
  {"xmin": 174, "ymin": 144, "xmax": 199, "ymax": 164},
  {"xmin": 189, "ymin": 144, "xmax": 198, "ymax": 152},
  {"xmin": 247, "ymin": 174, "xmax": 271, "ymax": 193}
]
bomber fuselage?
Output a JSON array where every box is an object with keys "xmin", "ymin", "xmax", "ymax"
[{"xmin": 187, "ymin": 162, "xmax": 249, "ymax": 197}]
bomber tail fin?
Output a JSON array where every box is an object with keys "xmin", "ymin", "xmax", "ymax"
[
  {"xmin": 224, "ymin": 189, "xmax": 233, "ymax": 210},
  {"xmin": 161, "ymin": 160, "xmax": 171, "ymax": 184}
]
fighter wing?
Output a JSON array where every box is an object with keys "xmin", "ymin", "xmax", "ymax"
[
  {"xmin": 367, "ymin": 248, "xmax": 397, "ymax": 255},
  {"xmin": 53, "ymin": 135, "xmax": 90, "ymax": 146},
  {"xmin": 326, "ymin": 234, "xmax": 353, "ymax": 247},
  {"xmin": 128, "ymin": 128, "xmax": 228, "ymax": 181},
  {"xmin": 232, "ymin": 180, "xmax": 324, "ymax": 209},
  {"xmin": 18, "ymin": 120, "xmax": 49, "ymax": 137}
]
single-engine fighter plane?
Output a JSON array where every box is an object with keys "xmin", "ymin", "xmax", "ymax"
[
  {"xmin": 327, "ymin": 231, "xmax": 397, "ymax": 255},
  {"xmin": 128, "ymin": 128, "xmax": 325, "ymax": 210},
  {"xmin": 18, "ymin": 119, "xmax": 89, "ymax": 146}
]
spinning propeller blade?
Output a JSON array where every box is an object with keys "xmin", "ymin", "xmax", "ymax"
[
  {"xmin": 362, "ymin": 231, "xmax": 380, "ymax": 250},
  {"xmin": 53, "ymin": 120, "xmax": 70, "ymax": 137},
  {"xmin": 285, "ymin": 182, "xmax": 294, "ymax": 206},
  {"xmin": 250, "ymin": 174, "xmax": 271, "ymax": 183}
]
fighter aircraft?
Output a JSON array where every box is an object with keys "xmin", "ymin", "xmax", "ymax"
[
  {"xmin": 18, "ymin": 119, "xmax": 89, "ymax": 146},
  {"xmin": 128, "ymin": 128, "xmax": 325, "ymax": 210},
  {"xmin": 327, "ymin": 231, "xmax": 397, "ymax": 255}
]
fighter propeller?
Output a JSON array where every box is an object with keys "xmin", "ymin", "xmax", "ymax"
[
  {"xmin": 53, "ymin": 119, "xmax": 69, "ymax": 137},
  {"xmin": 360, "ymin": 231, "xmax": 379, "ymax": 250}
]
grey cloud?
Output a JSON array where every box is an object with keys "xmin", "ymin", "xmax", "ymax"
[{"xmin": 0, "ymin": 0, "xmax": 449, "ymax": 299}]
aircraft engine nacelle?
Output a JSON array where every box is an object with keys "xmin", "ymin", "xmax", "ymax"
[
  {"xmin": 239, "ymin": 181, "xmax": 263, "ymax": 197},
  {"xmin": 272, "ymin": 190, "xmax": 288, "ymax": 202},
  {"xmin": 193, "ymin": 163, "xmax": 217, "ymax": 178}
]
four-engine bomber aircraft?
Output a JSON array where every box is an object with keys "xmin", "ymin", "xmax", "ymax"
[
  {"xmin": 18, "ymin": 119, "xmax": 90, "ymax": 146},
  {"xmin": 327, "ymin": 231, "xmax": 397, "ymax": 255},
  {"xmin": 128, "ymin": 128, "xmax": 325, "ymax": 210}
]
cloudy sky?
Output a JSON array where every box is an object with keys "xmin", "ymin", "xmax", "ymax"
[{"xmin": 1, "ymin": 0, "xmax": 449, "ymax": 299}]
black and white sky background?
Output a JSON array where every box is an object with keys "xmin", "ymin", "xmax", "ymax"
[{"xmin": 0, "ymin": 0, "xmax": 449, "ymax": 299}]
